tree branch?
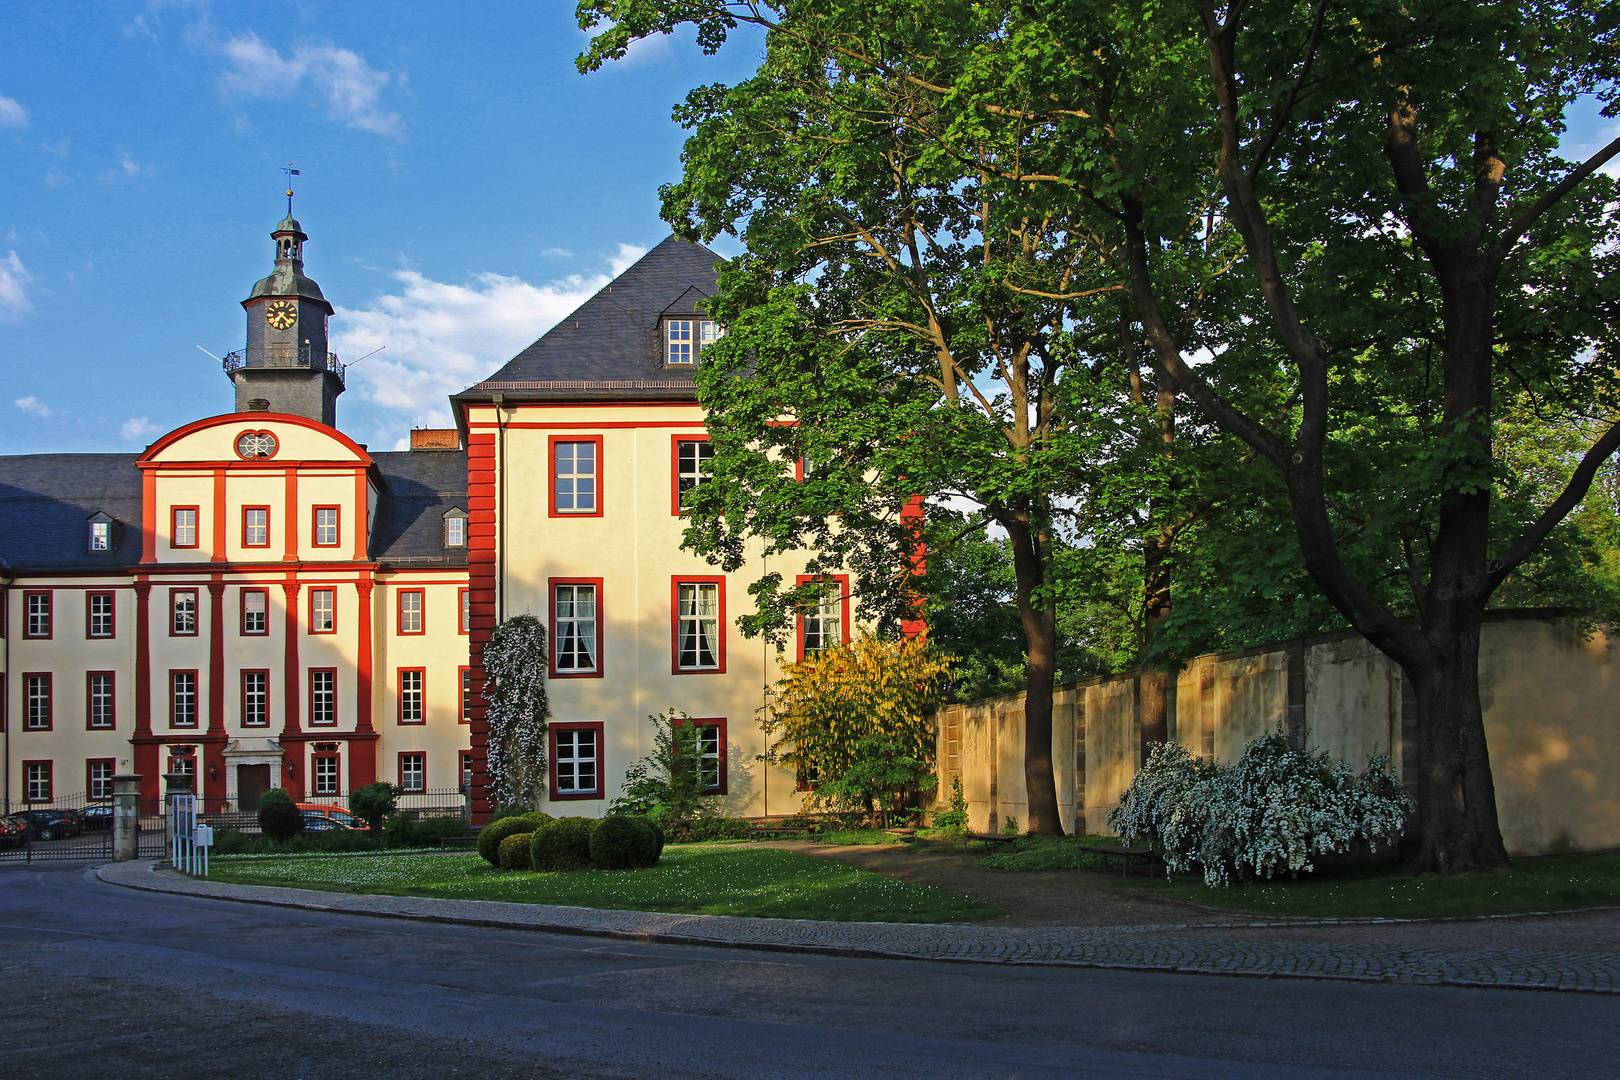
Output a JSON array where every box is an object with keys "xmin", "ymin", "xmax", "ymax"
[
  {"xmin": 1488, "ymin": 417, "xmax": 1620, "ymax": 588},
  {"xmin": 1495, "ymin": 134, "xmax": 1620, "ymax": 258}
]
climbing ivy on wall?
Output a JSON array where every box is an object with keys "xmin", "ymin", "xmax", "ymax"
[{"xmin": 482, "ymin": 615, "xmax": 551, "ymax": 809}]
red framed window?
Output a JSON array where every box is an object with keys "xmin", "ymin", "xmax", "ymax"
[
  {"xmin": 170, "ymin": 670, "xmax": 199, "ymax": 728},
  {"xmin": 86, "ymin": 671, "xmax": 115, "ymax": 730},
  {"xmin": 87, "ymin": 758, "xmax": 116, "ymax": 801},
  {"xmin": 549, "ymin": 435, "xmax": 603, "ymax": 517},
  {"xmin": 312, "ymin": 505, "xmax": 341, "ymax": 547},
  {"xmin": 549, "ymin": 578, "xmax": 602, "ymax": 678},
  {"xmin": 550, "ymin": 722, "xmax": 605, "ymax": 800},
  {"xmin": 241, "ymin": 669, "xmax": 270, "ymax": 727},
  {"xmin": 312, "ymin": 752, "xmax": 341, "ymax": 795},
  {"xmin": 86, "ymin": 592, "xmax": 116, "ymax": 639},
  {"xmin": 671, "ymin": 434, "xmax": 713, "ymax": 514},
  {"xmin": 23, "ymin": 591, "xmax": 51, "ymax": 639},
  {"xmin": 397, "ymin": 668, "xmax": 426, "ymax": 724},
  {"xmin": 459, "ymin": 587, "xmax": 471, "ymax": 635},
  {"xmin": 459, "ymin": 750, "xmax": 475, "ymax": 793},
  {"xmin": 672, "ymin": 576, "xmax": 726, "ymax": 673},
  {"xmin": 795, "ymin": 574, "xmax": 851, "ymax": 661},
  {"xmin": 23, "ymin": 761, "xmax": 52, "ymax": 803},
  {"xmin": 170, "ymin": 506, "xmax": 199, "ymax": 549},
  {"xmin": 397, "ymin": 589, "xmax": 424, "ymax": 635},
  {"xmin": 686, "ymin": 717, "xmax": 728, "ymax": 795},
  {"xmin": 241, "ymin": 588, "xmax": 269, "ymax": 635},
  {"xmin": 242, "ymin": 506, "xmax": 271, "ymax": 548},
  {"xmin": 23, "ymin": 673, "xmax": 52, "ymax": 731},
  {"xmin": 398, "ymin": 752, "xmax": 426, "ymax": 793},
  {"xmin": 308, "ymin": 669, "xmax": 337, "ymax": 726},
  {"xmin": 459, "ymin": 666, "xmax": 473, "ymax": 723},
  {"xmin": 169, "ymin": 588, "xmax": 199, "ymax": 636},
  {"xmin": 308, "ymin": 588, "xmax": 336, "ymax": 634}
]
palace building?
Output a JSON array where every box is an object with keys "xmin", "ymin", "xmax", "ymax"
[{"xmin": 0, "ymin": 216, "xmax": 821, "ymax": 821}]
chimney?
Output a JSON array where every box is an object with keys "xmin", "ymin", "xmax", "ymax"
[{"xmin": 409, "ymin": 428, "xmax": 459, "ymax": 451}]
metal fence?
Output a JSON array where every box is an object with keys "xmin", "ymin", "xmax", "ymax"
[
  {"xmin": 201, "ymin": 786, "xmax": 468, "ymax": 833},
  {"xmin": 0, "ymin": 790, "xmax": 166, "ymax": 861}
]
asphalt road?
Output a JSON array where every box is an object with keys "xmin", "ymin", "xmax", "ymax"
[{"xmin": 0, "ymin": 861, "xmax": 1614, "ymax": 1080}]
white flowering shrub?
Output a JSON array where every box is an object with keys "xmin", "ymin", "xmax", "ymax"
[
  {"xmin": 482, "ymin": 615, "xmax": 551, "ymax": 809},
  {"xmin": 1108, "ymin": 734, "xmax": 1413, "ymax": 887}
]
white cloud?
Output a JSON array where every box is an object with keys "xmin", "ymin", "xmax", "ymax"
[
  {"xmin": 117, "ymin": 148, "xmax": 143, "ymax": 175},
  {"xmin": 122, "ymin": 417, "xmax": 161, "ymax": 443},
  {"xmin": 609, "ymin": 243, "xmax": 646, "ymax": 276},
  {"xmin": 540, "ymin": 247, "xmax": 574, "ymax": 258},
  {"xmin": 219, "ymin": 32, "xmax": 402, "ymax": 137},
  {"xmin": 0, "ymin": 251, "xmax": 34, "ymax": 322},
  {"xmin": 15, "ymin": 396, "xmax": 53, "ymax": 417},
  {"xmin": 0, "ymin": 95, "xmax": 27, "ymax": 130}
]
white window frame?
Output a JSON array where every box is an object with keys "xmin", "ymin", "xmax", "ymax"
[
  {"xmin": 676, "ymin": 583, "xmax": 721, "ymax": 671},
  {"xmin": 243, "ymin": 671, "xmax": 269, "ymax": 727},
  {"xmin": 444, "ymin": 513, "xmax": 466, "ymax": 547},
  {"xmin": 555, "ymin": 728, "xmax": 599, "ymax": 795},
  {"xmin": 88, "ymin": 673, "xmax": 114, "ymax": 729},
  {"xmin": 553, "ymin": 442, "xmax": 598, "ymax": 513},
  {"xmin": 554, "ymin": 584, "xmax": 598, "ymax": 673},
  {"xmin": 310, "ymin": 588, "xmax": 335, "ymax": 633},
  {"xmin": 400, "ymin": 753, "xmax": 425, "ymax": 793},
  {"xmin": 313, "ymin": 755, "xmax": 339, "ymax": 796},
  {"xmin": 89, "ymin": 520, "xmax": 110, "ymax": 551},
  {"xmin": 242, "ymin": 589, "xmax": 268, "ymax": 635},
  {"xmin": 399, "ymin": 669, "xmax": 424, "ymax": 723},
  {"xmin": 171, "ymin": 590, "xmax": 197, "ymax": 636},
  {"xmin": 171, "ymin": 671, "xmax": 198, "ymax": 728},
  {"xmin": 665, "ymin": 318, "xmax": 721, "ymax": 366},
  {"xmin": 88, "ymin": 760, "xmax": 114, "ymax": 801},
  {"xmin": 244, "ymin": 508, "xmax": 269, "ymax": 547},
  {"xmin": 88, "ymin": 593, "xmax": 115, "ymax": 638},
  {"xmin": 676, "ymin": 440, "xmax": 713, "ymax": 508},
  {"xmin": 803, "ymin": 581, "xmax": 843, "ymax": 658},
  {"xmin": 309, "ymin": 670, "xmax": 337, "ymax": 726}
]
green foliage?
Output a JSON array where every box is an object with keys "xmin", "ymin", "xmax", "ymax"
[
  {"xmin": 489, "ymin": 804, "xmax": 533, "ymax": 824},
  {"xmin": 530, "ymin": 817, "xmax": 598, "ymax": 872},
  {"xmin": 498, "ymin": 832, "xmax": 534, "ymax": 871},
  {"xmin": 1000, "ymin": 816, "xmax": 1020, "ymax": 837},
  {"xmin": 483, "ymin": 615, "xmax": 552, "ymax": 808},
  {"xmin": 349, "ymin": 782, "xmax": 400, "ymax": 836},
  {"xmin": 476, "ymin": 812, "xmax": 551, "ymax": 867},
  {"xmin": 663, "ymin": 816, "xmax": 753, "ymax": 843},
  {"xmin": 588, "ymin": 816, "xmax": 663, "ymax": 870},
  {"xmin": 933, "ymin": 777, "xmax": 969, "ymax": 833},
  {"xmin": 609, "ymin": 709, "xmax": 712, "ymax": 826},
  {"xmin": 383, "ymin": 813, "xmax": 469, "ymax": 848},
  {"xmin": 256, "ymin": 787, "xmax": 302, "ymax": 842}
]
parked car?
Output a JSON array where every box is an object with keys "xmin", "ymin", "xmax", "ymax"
[
  {"xmin": 297, "ymin": 803, "xmax": 366, "ymax": 832},
  {"xmin": 79, "ymin": 804, "xmax": 115, "ymax": 831},
  {"xmin": 8, "ymin": 808, "xmax": 84, "ymax": 841},
  {"xmin": 0, "ymin": 816, "xmax": 27, "ymax": 849}
]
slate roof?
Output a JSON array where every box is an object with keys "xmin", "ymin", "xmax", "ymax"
[
  {"xmin": 454, "ymin": 236, "xmax": 722, "ymax": 404},
  {"xmin": 369, "ymin": 450, "xmax": 468, "ymax": 567},
  {"xmin": 0, "ymin": 454, "xmax": 143, "ymax": 573}
]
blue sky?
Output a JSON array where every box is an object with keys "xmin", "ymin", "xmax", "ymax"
[{"xmin": 1, "ymin": 3, "xmax": 1614, "ymax": 457}]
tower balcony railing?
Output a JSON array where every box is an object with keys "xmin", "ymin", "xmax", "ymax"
[{"xmin": 222, "ymin": 345, "xmax": 346, "ymax": 385}]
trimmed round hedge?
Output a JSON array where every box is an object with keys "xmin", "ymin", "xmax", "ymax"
[
  {"xmin": 588, "ymin": 815, "xmax": 662, "ymax": 870},
  {"xmin": 257, "ymin": 787, "xmax": 304, "ymax": 842},
  {"xmin": 497, "ymin": 832, "xmax": 534, "ymax": 870},
  {"xmin": 476, "ymin": 811, "xmax": 551, "ymax": 866},
  {"xmin": 530, "ymin": 817, "xmax": 597, "ymax": 872}
]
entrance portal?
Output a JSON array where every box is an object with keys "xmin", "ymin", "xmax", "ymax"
[{"xmin": 237, "ymin": 764, "xmax": 271, "ymax": 810}]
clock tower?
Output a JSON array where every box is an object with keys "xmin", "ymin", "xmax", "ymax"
[{"xmin": 228, "ymin": 213, "xmax": 344, "ymax": 426}]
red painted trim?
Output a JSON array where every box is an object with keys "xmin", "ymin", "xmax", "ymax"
[
  {"xmin": 240, "ymin": 587, "xmax": 269, "ymax": 635},
  {"xmin": 397, "ymin": 751, "xmax": 427, "ymax": 792},
  {"xmin": 355, "ymin": 579, "xmax": 374, "ymax": 734},
  {"xmin": 548, "ymin": 721, "xmax": 606, "ymax": 801},
  {"xmin": 307, "ymin": 586, "xmax": 337, "ymax": 634},
  {"xmin": 670, "ymin": 432, "xmax": 711, "ymax": 516},
  {"xmin": 307, "ymin": 667, "xmax": 338, "ymax": 727},
  {"xmin": 133, "ymin": 584, "xmax": 152, "ymax": 744},
  {"xmin": 283, "ymin": 469, "xmax": 299, "ymax": 561},
  {"xmin": 168, "ymin": 669, "xmax": 200, "ymax": 729},
  {"xmin": 794, "ymin": 573, "xmax": 852, "ymax": 662},
  {"xmin": 396, "ymin": 667, "xmax": 426, "ymax": 725},
  {"xmin": 458, "ymin": 587, "xmax": 470, "ymax": 635},
  {"xmin": 231, "ymin": 428, "xmax": 280, "ymax": 461},
  {"xmin": 167, "ymin": 587, "xmax": 199, "ymax": 637},
  {"xmin": 396, "ymin": 588, "xmax": 425, "ymax": 635},
  {"xmin": 242, "ymin": 505, "xmax": 272, "ymax": 548},
  {"xmin": 467, "ymin": 420, "xmax": 703, "ymax": 430},
  {"xmin": 21, "ymin": 672, "xmax": 53, "ymax": 731},
  {"xmin": 207, "ymin": 581, "xmax": 226, "ymax": 733},
  {"xmin": 548, "ymin": 577, "xmax": 604, "ymax": 679},
  {"xmin": 86, "ymin": 671, "xmax": 116, "ymax": 730},
  {"xmin": 21, "ymin": 760, "xmax": 53, "ymax": 803},
  {"xmin": 21, "ymin": 590, "xmax": 52, "ymax": 639},
  {"xmin": 670, "ymin": 575, "xmax": 727, "ymax": 674},
  {"xmin": 547, "ymin": 434, "xmax": 604, "ymax": 518},
  {"xmin": 353, "ymin": 468, "xmax": 370, "ymax": 561},
  {"xmin": 311, "ymin": 505, "xmax": 342, "ymax": 548},
  {"xmin": 85, "ymin": 590, "xmax": 117, "ymax": 639},
  {"xmin": 137, "ymin": 412, "xmax": 374, "ymax": 465},
  {"xmin": 141, "ymin": 469, "xmax": 157, "ymax": 563},
  {"xmin": 280, "ymin": 581, "xmax": 304, "ymax": 768},
  {"xmin": 211, "ymin": 469, "xmax": 228, "ymax": 563},
  {"xmin": 465, "ymin": 431, "xmax": 497, "ymax": 823},
  {"xmin": 240, "ymin": 669, "xmax": 271, "ymax": 727},
  {"xmin": 309, "ymin": 749, "xmax": 344, "ymax": 797},
  {"xmin": 900, "ymin": 494, "xmax": 927, "ymax": 639},
  {"xmin": 170, "ymin": 506, "xmax": 201, "ymax": 549}
]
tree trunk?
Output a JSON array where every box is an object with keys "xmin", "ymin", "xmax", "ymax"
[{"xmin": 1005, "ymin": 515, "xmax": 1063, "ymax": 835}]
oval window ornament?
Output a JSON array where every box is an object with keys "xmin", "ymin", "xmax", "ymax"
[{"xmin": 236, "ymin": 431, "xmax": 279, "ymax": 459}]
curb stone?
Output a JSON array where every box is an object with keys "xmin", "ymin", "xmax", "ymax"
[{"xmin": 95, "ymin": 859, "xmax": 1620, "ymax": 994}]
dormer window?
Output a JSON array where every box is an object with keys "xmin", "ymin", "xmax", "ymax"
[
  {"xmin": 87, "ymin": 512, "xmax": 114, "ymax": 552},
  {"xmin": 443, "ymin": 507, "xmax": 468, "ymax": 548},
  {"xmin": 666, "ymin": 319, "xmax": 721, "ymax": 366}
]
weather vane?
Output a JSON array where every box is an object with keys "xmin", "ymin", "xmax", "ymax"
[{"xmin": 282, "ymin": 161, "xmax": 300, "ymax": 215}]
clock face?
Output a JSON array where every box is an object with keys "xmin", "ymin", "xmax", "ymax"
[
  {"xmin": 264, "ymin": 300, "xmax": 297, "ymax": 330},
  {"xmin": 236, "ymin": 431, "xmax": 278, "ymax": 459}
]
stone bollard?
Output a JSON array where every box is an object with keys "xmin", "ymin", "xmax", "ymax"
[{"xmin": 112, "ymin": 774, "xmax": 143, "ymax": 862}]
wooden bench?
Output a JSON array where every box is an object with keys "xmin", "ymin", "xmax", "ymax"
[
  {"xmin": 1076, "ymin": 843, "xmax": 1154, "ymax": 877},
  {"xmin": 439, "ymin": 835, "xmax": 479, "ymax": 851},
  {"xmin": 882, "ymin": 828, "xmax": 917, "ymax": 838},
  {"xmin": 749, "ymin": 826, "xmax": 818, "ymax": 840},
  {"xmin": 964, "ymin": 832, "xmax": 1017, "ymax": 848}
]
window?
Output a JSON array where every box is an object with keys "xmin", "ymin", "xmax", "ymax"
[
  {"xmin": 665, "ymin": 319, "xmax": 721, "ymax": 365},
  {"xmin": 673, "ymin": 436, "xmax": 713, "ymax": 513},
  {"xmin": 690, "ymin": 718, "xmax": 727, "ymax": 794},
  {"xmin": 168, "ymin": 751, "xmax": 196, "ymax": 783},
  {"xmin": 551, "ymin": 723, "xmax": 603, "ymax": 799},
  {"xmin": 673, "ymin": 578, "xmax": 725, "ymax": 673},
  {"xmin": 459, "ymin": 750, "xmax": 475, "ymax": 793},
  {"xmin": 313, "ymin": 506, "xmax": 340, "ymax": 547},
  {"xmin": 309, "ymin": 669, "xmax": 337, "ymax": 726},
  {"xmin": 87, "ymin": 759, "xmax": 115, "ymax": 801},
  {"xmin": 243, "ymin": 507, "xmax": 270, "ymax": 547},
  {"xmin": 171, "ymin": 507, "xmax": 199, "ymax": 549},
  {"xmin": 551, "ymin": 580, "xmax": 600, "ymax": 677},
  {"xmin": 87, "ymin": 592, "xmax": 115, "ymax": 638},
  {"xmin": 397, "ymin": 590, "xmax": 424, "ymax": 635},
  {"xmin": 312, "ymin": 754, "xmax": 340, "ymax": 795},
  {"xmin": 24, "ymin": 674, "xmax": 51, "ymax": 731},
  {"xmin": 87, "ymin": 672, "xmax": 115, "ymax": 730},
  {"xmin": 89, "ymin": 519, "xmax": 111, "ymax": 551},
  {"xmin": 551, "ymin": 438, "xmax": 601, "ymax": 516},
  {"xmin": 398, "ymin": 668, "xmax": 425, "ymax": 724},
  {"xmin": 23, "ymin": 592, "xmax": 51, "ymax": 639},
  {"xmin": 24, "ymin": 761, "xmax": 51, "ymax": 803},
  {"xmin": 443, "ymin": 509, "xmax": 467, "ymax": 548},
  {"xmin": 241, "ymin": 589, "xmax": 268, "ymax": 635},
  {"xmin": 170, "ymin": 671, "xmax": 198, "ymax": 727},
  {"xmin": 797, "ymin": 575, "xmax": 850, "ymax": 660},
  {"xmin": 459, "ymin": 588, "xmax": 471, "ymax": 634},
  {"xmin": 170, "ymin": 589, "xmax": 198, "ymax": 636},
  {"xmin": 309, "ymin": 588, "xmax": 336, "ymax": 634},
  {"xmin": 459, "ymin": 666, "xmax": 473, "ymax": 723},
  {"xmin": 241, "ymin": 670, "xmax": 269, "ymax": 727},
  {"xmin": 399, "ymin": 753, "xmax": 426, "ymax": 793}
]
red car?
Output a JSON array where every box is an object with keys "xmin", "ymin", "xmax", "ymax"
[{"xmin": 0, "ymin": 816, "xmax": 26, "ymax": 849}]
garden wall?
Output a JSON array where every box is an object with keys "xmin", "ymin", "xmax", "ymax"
[{"xmin": 930, "ymin": 612, "xmax": 1620, "ymax": 856}]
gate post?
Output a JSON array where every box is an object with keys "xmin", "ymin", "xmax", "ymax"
[
  {"xmin": 112, "ymin": 774, "xmax": 143, "ymax": 862},
  {"xmin": 163, "ymin": 772, "xmax": 195, "ymax": 862}
]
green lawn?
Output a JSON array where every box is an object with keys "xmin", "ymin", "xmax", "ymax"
[{"xmin": 206, "ymin": 845, "xmax": 1002, "ymax": 923}]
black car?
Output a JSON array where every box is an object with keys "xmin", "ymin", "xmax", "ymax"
[
  {"xmin": 7, "ymin": 808, "xmax": 84, "ymax": 841},
  {"xmin": 79, "ymin": 804, "xmax": 115, "ymax": 831},
  {"xmin": 0, "ymin": 816, "xmax": 25, "ymax": 849}
]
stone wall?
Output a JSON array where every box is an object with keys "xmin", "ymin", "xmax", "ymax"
[{"xmin": 931, "ymin": 613, "xmax": 1620, "ymax": 856}]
